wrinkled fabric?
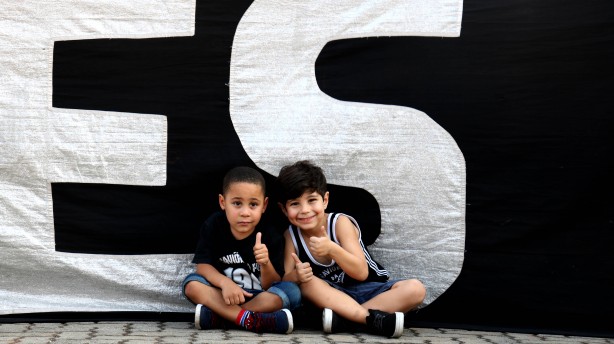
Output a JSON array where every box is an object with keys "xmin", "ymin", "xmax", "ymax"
[
  {"xmin": 230, "ymin": 0, "xmax": 465, "ymax": 305},
  {"xmin": 0, "ymin": 0, "xmax": 195, "ymax": 314},
  {"xmin": 1, "ymin": 0, "xmax": 464, "ymax": 315}
]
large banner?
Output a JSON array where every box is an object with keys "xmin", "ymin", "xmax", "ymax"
[{"xmin": 1, "ymin": 0, "xmax": 612, "ymax": 336}]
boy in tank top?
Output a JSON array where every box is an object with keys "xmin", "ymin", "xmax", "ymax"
[{"xmin": 277, "ymin": 160, "xmax": 426, "ymax": 338}]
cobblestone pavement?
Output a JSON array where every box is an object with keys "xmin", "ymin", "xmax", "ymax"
[{"xmin": 1, "ymin": 322, "xmax": 613, "ymax": 344}]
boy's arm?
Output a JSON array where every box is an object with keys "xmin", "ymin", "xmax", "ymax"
[
  {"xmin": 282, "ymin": 230, "xmax": 302, "ymax": 283},
  {"xmin": 311, "ymin": 216, "xmax": 369, "ymax": 281},
  {"xmin": 254, "ymin": 232, "xmax": 281, "ymax": 290},
  {"xmin": 195, "ymin": 263, "xmax": 230, "ymax": 288},
  {"xmin": 195, "ymin": 263, "xmax": 253, "ymax": 305},
  {"xmin": 259, "ymin": 256, "xmax": 280, "ymax": 290},
  {"xmin": 282, "ymin": 230, "xmax": 314, "ymax": 284}
]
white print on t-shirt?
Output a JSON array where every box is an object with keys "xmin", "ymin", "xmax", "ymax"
[
  {"xmin": 219, "ymin": 252, "xmax": 244, "ymax": 264},
  {"xmin": 223, "ymin": 267, "xmax": 262, "ymax": 290},
  {"xmin": 320, "ymin": 265, "xmax": 341, "ymax": 278}
]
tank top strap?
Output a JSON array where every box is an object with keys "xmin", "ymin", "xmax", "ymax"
[
  {"xmin": 329, "ymin": 212, "xmax": 361, "ymax": 243},
  {"xmin": 287, "ymin": 224, "xmax": 301, "ymax": 258},
  {"xmin": 327, "ymin": 212, "xmax": 337, "ymax": 242}
]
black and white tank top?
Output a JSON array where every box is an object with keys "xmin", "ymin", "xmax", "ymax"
[{"xmin": 288, "ymin": 212, "xmax": 389, "ymax": 286}]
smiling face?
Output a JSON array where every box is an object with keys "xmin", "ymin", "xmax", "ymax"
[
  {"xmin": 282, "ymin": 190, "xmax": 329, "ymax": 234},
  {"xmin": 219, "ymin": 181, "xmax": 268, "ymax": 240}
]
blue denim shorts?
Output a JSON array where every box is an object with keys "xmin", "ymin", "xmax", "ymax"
[
  {"xmin": 182, "ymin": 273, "xmax": 301, "ymax": 310},
  {"xmin": 326, "ymin": 279, "xmax": 400, "ymax": 304}
]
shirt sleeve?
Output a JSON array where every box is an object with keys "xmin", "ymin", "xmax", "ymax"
[{"xmin": 191, "ymin": 212, "xmax": 219, "ymax": 265}]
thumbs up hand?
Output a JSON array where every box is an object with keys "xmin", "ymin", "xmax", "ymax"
[
  {"xmin": 253, "ymin": 232, "xmax": 269, "ymax": 266},
  {"xmin": 292, "ymin": 253, "xmax": 313, "ymax": 283},
  {"xmin": 309, "ymin": 225, "xmax": 332, "ymax": 257}
]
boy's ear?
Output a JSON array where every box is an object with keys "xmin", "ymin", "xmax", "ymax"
[
  {"xmin": 218, "ymin": 194, "xmax": 225, "ymax": 210},
  {"xmin": 278, "ymin": 202, "xmax": 287, "ymax": 216},
  {"xmin": 323, "ymin": 191, "xmax": 330, "ymax": 209},
  {"xmin": 262, "ymin": 197, "xmax": 269, "ymax": 213}
]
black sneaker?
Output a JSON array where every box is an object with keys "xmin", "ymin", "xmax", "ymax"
[
  {"xmin": 323, "ymin": 308, "xmax": 362, "ymax": 334},
  {"xmin": 242, "ymin": 309, "xmax": 294, "ymax": 334},
  {"xmin": 365, "ymin": 309, "xmax": 404, "ymax": 338},
  {"xmin": 195, "ymin": 304, "xmax": 226, "ymax": 330},
  {"xmin": 322, "ymin": 308, "xmax": 339, "ymax": 333}
]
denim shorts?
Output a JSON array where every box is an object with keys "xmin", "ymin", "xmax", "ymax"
[
  {"xmin": 182, "ymin": 273, "xmax": 301, "ymax": 310},
  {"xmin": 326, "ymin": 279, "xmax": 401, "ymax": 304}
]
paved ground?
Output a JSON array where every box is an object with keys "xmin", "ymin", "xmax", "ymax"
[{"xmin": 1, "ymin": 321, "xmax": 613, "ymax": 344}]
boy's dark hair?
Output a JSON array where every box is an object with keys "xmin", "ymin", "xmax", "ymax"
[
  {"xmin": 276, "ymin": 160, "xmax": 327, "ymax": 203},
  {"xmin": 222, "ymin": 166, "xmax": 266, "ymax": 195}
]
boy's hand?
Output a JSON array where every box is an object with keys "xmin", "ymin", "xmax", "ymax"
[
  {"xmin": 291, "ymin": 253, "xmax": 313, "ymax": 283},
  {"xmin": 309, "ymin": 225, "xmax": 333, "ymax": 257},
  {"xmin": 253, "ymin": 232, "xmax": 269, "ymax": 266},
  {"xmin": 220, "ymin": 278, "xmax": 253, "ymax": 305}
]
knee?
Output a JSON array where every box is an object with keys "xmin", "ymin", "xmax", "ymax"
[
  {"xmin": 273, "ymin": 281, "xmax": 302, "ymax": 310},
  {"xmin": 183, "ymin": 281, "xmax": 199, "ymax": 300},
  {"xmin": 398, "ymin": 279, "xmax": 426, "ymax": 303},
  {"xmin": 184, "ymin": 281, "xmax": 211, "ymax": 302},
  {"xmin": 409, "ymin": 279, "xmax": 426, "ymax": 302}
]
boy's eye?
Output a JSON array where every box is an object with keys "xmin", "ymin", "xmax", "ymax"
[
  {"xmin": 232, "ymin": 201, "xmax": 242, "ymax": 206},
  {"xmin": 249, "ymin": 202, "xmax": 259, "ymax": 208}
]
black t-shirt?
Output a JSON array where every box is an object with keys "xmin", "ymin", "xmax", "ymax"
[{"xmin": 192, "ymin": 211, "xmax": 285, "ymax": 290}]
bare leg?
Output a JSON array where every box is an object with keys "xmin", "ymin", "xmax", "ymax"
[
  {"xmin": 361, "ymin": 279, "xmax": 426, "ymax": 313},
  {"xmin": 184, "ymin": 281, "xmax": 243, "ymax": 322},
  {"xmin": 299, "ymin": 277, "xmax": 369, "ymax": 324},
  {"xmin": 185, "ymin": 281, "xmax": 285, "ymax": 319},
  {"xmin": 241, "ymin": 291, "xmax": 283, "ymax": 312}
]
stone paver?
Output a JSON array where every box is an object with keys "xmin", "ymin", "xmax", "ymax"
[{"xmin": 0, "ymin": 322, "xmax": 612, "ymax": 344}]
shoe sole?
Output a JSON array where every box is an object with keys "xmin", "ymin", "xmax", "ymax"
[
  {"xmin": 281, "ymin": 308, "xmax": 294, "ymax": 334},
  {"xmin": 194, "ymin": 304, "xmax": 203, "ymax": 330},
  {"xmin": 322, "ymin": 308, "xmax": 333, "ymax": 333},
  {"xmin": 391, "ymin": 312, "xmax": 404, "ymax": 338}
]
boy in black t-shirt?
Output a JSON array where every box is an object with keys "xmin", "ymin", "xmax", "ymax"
[{"xmin": 182, "ymin": 166, "xmax": 300, "ymax": 334}]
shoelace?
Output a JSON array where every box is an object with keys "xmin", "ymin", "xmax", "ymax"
[
  {"xmin": 371, "ymin": 313, "xmax": 385, "ymax": 330},
  {"xmin": 245, "ymin": 312, "xmax": 278, "ymax": 332}
]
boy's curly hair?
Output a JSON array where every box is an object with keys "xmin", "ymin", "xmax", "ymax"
[{"xmin": 276, "ymin": 160, "xmax": 327, "ymax": 203}]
